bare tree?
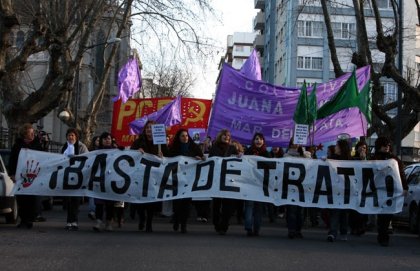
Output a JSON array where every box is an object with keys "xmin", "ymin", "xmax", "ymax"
[
  {"xmin": 0, "ymin": 0, "xmax": 215, "ymax": 146},
  {"xmin": 320, "ymin": 0, "xmax": 420, "ymax": 140},
  {"xmin": 140, "ymin": 50, "xmax": 195, "ymax": 98}
]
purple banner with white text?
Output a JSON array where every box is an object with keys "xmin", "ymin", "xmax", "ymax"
[{"xmin": 208, "ymin": 64, "xmax": 370, "ymax": 147}]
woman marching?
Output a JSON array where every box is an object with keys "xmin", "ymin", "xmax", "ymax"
[
  {"xmin": 168, "ymin": 128, "xmax": 205, "ymax": 233},
  {"xmin": 326, "ymin": 139, "xmax": 352, "ymax": 242},
  {"xmin": 243, "ymin": 133, "xmax": 271, "ymax": 236},
  {"xmin": 61, "ymin": 128, "xmax": 89, "ymax": 230},
  {"xmin": 131, "ymin": 120, "xmax": 169, "ymax": 232},
  {"xmin": 92, "ymin": 132, "xmax": 118, "ymax": 232},
  {"xmin": 9, "ymin": 123, "xmax": 44, "ymax": 229},
  {"xmin": 209, "ymin": 129, "xmax": 239, "ymax": 235},
  {"xmin": 373, "ymin": 137, "xmax": 407, "ymax": 246}
]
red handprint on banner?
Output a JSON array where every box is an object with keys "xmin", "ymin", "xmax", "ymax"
[{"xmin": 20, "ymin": 160, "xmax": 41, "ymax": 188}]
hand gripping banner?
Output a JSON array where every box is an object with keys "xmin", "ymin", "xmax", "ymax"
[{"xmin": 13, "ymin": 149, "xmax": 404, "ymax": 214}]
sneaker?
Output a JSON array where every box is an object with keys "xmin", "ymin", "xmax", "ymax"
[
  {"xmin": 88, "ymin": 211, "xmax": 96, "ymax": 221},
  {"xmin": 288, "ymin": 232, "xmax": 295, "ymax": 239},
  {"xmin": 93, "ymin": 219, "xmax": 104, "ymax": 232},
  {"xmin": 201, "ymin": 218, "xmax": 208, "ymax": 223},
  {"xmin": 246, "ymin": 230, "xmax": 254, "ymax": 237},
  {"xmin": 71, "ymin": 222, "xmax": 79, "ymax": 231},
  {"xmin": 65, "ymin": 223, "xmax": 72, "ymax": 230},
  {"xmin": 327, "ymin": 234, "xmax": 335, "ymax": 242},
  {"xmin": 196, "ymin": 217, "xmax": 203, "ymax": 222}
]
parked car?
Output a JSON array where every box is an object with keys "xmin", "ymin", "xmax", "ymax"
[
  {"xmin": 394, "ymin": 163, "xmax": 420, "ymax": 233},
  {"xmin": 0, "ymin": 149, "xmax": 17, "ymax": 224}
]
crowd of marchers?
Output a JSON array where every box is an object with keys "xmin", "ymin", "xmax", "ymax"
[{"xmin": 8, "ymin": 122, "xmax": 407, "ymax": 247}]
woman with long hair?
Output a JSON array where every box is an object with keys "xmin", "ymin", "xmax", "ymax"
[
  {"xmin": 92, "ymin": 132, "xmax": 118, "ymax": 232},
  {"xmin": 243, "ymin": 133, "xmax": 270, "ymax": 236},
  {"xmin": 327, "ymin": 139, "xmax": 352, "ymax": 242},
  {"xmin": 168, "ymin": 128, "xmax": 205, "ymax": 233},
  {"xmin": 131, "ymin": 120, "xmax": 169, "ymax": 232},
  {"xmin": 209, "ymin": 129, "xmax": 239, "ymax": 235}
]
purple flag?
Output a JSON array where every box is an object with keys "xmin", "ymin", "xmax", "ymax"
[
  {"xmin": 113, "ymin": 58, "xmax": 142, "ymax": 104},
  {"xmin": 129, "ymin": 96, "xmax": 182, "ymax": 134},
  {"xmin": 240, "ymin": 49, "xmax": 262, "ymax": 81},
  {"xmin": 207, "ymin": 64, "xmax": 370, "ymax": 147}
]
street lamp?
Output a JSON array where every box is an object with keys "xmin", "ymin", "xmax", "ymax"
[{"xmin": 59, "ymin": 37, "xmax": 121, "ymax": 124}]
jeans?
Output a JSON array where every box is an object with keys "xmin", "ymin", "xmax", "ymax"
[{"xmin": 244, "ymin": 201, "xmax": 263, "ymax": 233}]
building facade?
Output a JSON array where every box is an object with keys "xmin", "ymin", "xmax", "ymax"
[{"xmin": 252, "ymin": 0, "xmax": 420, "ymax": 162}]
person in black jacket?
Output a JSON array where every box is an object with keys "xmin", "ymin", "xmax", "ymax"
[
  {"xmin": 209, "ymin": 129, "xmax": 239, "ymax": 235},
  {"xmin": 61, "ymin": 128, "xmax": 89, "ymax": 230},
  {"xmin": 130, "ymin": 120, "xmax": 169, "ymax": 232},
  {"xmin": 373, "ymin": 136, "xmax": 408, "ymax": 246},
  {"xmin": 168, "ymin": 128, "xmax": 205, "ymax": 233},
  {"xmin": 9, "ymin": 123, "xmax": 43, "ymax": 229},
  {"xmin": 243, "ymin": 133, "xmax": 270, "ymax": 236}
]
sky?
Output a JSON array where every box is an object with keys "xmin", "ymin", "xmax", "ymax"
[{"xmin": 190, "ymin": 0, "xmax": 256, "ymax": 99}]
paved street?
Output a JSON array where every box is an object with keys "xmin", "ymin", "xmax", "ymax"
[{"xmin": 1, "ymin": 204, "xmax": 420, "ymax": 271}]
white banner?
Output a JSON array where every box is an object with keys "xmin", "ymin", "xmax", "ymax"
[{"xmin": 13, "ymin": 149, "xmax": 404, "ymax": 214}]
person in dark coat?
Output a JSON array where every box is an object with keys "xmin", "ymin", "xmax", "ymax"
[
  {"xmin": 327, "ymin": 139, "xmax": 352, "ymax": 242},
  {"xmin": 9, "ymin": 123, "xmax": 43, "ymax": 229},
  {"xmin": 373, "ymin": 136, "xmax": 408, "ymax": 246},
  {"xmin": 61, "ymin": 128, "xmax": 89, "ymax": 230},
  {"xmin": 243, "ymin": 133, "xmax": 271, "ymax": 236},
  {"xmin": 209, "ymin": 129, "xmax": 239, "ymax": 235},
  {"xmin": 349, "ymin": 140, "xmax": 369, "ymax": 236},
  {"xmin": 168, "ymin": 128, "xmax": 205, "ymax": 233},
  {"xmin": 130, "ymin": 120, "xmax": 169, "ymax": 232}
]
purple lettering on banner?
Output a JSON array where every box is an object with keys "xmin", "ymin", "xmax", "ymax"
[{"xmin": 208, "ymin": 64, "xmax": 371, "ymax": 147}]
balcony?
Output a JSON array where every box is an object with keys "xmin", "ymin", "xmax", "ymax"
[
  {"xmin": 253, "ymin": 34, "xmax": 264, "ymax": 50},
  {"xmin": 253, "ymin": 11, "xmax": 265, "ymax": 31},
  {"xmin": 254, "ymin": 0, "xmax": 264, "ymax": 9}
]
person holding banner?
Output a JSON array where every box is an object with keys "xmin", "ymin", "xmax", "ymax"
[
  {"xmin": 93, "ymin": 132, "xmax": 119, "ymax": 232},
  {"xmin": 61, "ymin": 128, "xmax": 89, "ymax": 231},
  {"xmin": 349, "ymin": 141, "xmax": 369, "ymax": 236},
  {"xmin": 130, "ymin": 120, "xmax": 169, "ymax": 232},
  {"xmin": 168, "ymin": 128, "xmax": 205, "ymax": 233},
  {"xmin": 373, "ymin": 137, "xmax": 407, "ymax": 247},
  {"xmin": 209, "ymin": 129, "xmax": 239, "ymax": 235},
  {"xmin": 243, "ymin": 133, "xmax": 271, "ymax": 236},
  {"xmin": 284, "ymin": 139, "xmax": 311, "ymax": 239},
  {"xmin": 327, "ymin": 139, "xmax": 352, "ymax": 242},
  {"xmin": 9, "ymin": 123, "xmax": 44, "ymax": 229}
]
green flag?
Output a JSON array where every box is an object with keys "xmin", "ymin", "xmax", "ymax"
[
  {"xmin": 357, "ymin": 80, "xmax": 372, "ymax": 123},
  {"xmin": 293, "ymin": 82, "xmax": 309, "ymax": 124},
  {"xmin": 317, "ymin": 70, "xmax": 359, "ymax": 120},
  {"xmin": 307, "ymin": 83, "xmax": 317, "ymax": 124}
]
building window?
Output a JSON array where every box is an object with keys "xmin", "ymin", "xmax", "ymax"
[
  {"xmin": 235, "ymin": 45, "xmax": 244, "ymax": 52},
  {"xmin": 383, "ymin": 82, "xmax": 397, "ymax": 103},
  {"xmin": 332, "ymin": 22, "xmax": 355, "ymax": 39},
  {"xmin": 297, "ymin": 56, "xmax": 323, "ymax": 70},
  {"xmin": 377, "ymin": 0, "xmax": 392, "ymax": 9},
  {"xmin": 297, "ymin": 21, "xmax": 323, "ymax": 38},
  {"xmin": 415, "ymin": 132, "xmax": 420, "ymax": 142},
  {"xmin": 16, "ymin": 31, "xmax": 25, "ymax": 49}
]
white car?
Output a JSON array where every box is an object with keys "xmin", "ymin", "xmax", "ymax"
[
  {"xmin": 394, "ymin": 163, "xmax": 420, "ymax": 233},
  {"xmin": 0, "ymin": 150, "xmax": 17, "ymax": 224}
]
